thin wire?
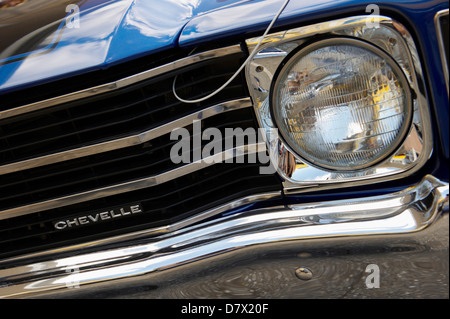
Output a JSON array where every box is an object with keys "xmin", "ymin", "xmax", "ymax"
[{"xmin": 172, "ymin": 0, "xmax": 290, "ymax": 104}]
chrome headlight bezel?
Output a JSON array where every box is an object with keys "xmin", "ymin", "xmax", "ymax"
[
  {"xmin": 245, "ymin": 15, "xmax": 433, "ymax": 192},
  {"xmin": 270, "ymin": 36, "xmax": 414, "ymax": 172}
]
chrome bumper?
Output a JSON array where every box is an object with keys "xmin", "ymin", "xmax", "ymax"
[{"xmin": 0, "ymin": 175, "xmax": 448, "ymax": 298}]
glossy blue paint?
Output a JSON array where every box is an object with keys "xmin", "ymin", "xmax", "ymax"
[
  {"xmin": 0, "ymin": 0, "xmax": 132, "ymax": 92},
  {"xmin": 0, "ymin": 0, "xmax": 245, "ymax": 94}
]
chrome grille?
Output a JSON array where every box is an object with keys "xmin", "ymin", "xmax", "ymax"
[
  {"xmin": 0, "ymin": 46, "xmax": 246, "ymax": 172},
  {"xmin": 0, "ymin": 46, "xmax": 283, "ymax": 259}
]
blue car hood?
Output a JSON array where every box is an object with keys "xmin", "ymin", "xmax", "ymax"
[
  {"xmin": 0, "ymin": 0, "xmax": 245, "ymax": 93},
  {"xmin": 1, "ymin": 0, "xmax": 447, "ymax": 95}
]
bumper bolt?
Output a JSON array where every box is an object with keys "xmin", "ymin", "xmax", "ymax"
[{"xmin": 295, "ymin": 267, "xmax": 313, "ymax": 280}]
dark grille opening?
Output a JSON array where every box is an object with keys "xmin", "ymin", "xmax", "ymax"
[
  {"xmin": 0, "ymin": 108, "xmax": 258, "ymax": 211},
  {"xmin": 0, "ymin": 160, "xmax": 282, "ymax": 260},
  {"xmin": 0, "ymin": 51, "xmax": 247, "ymax": 165}
]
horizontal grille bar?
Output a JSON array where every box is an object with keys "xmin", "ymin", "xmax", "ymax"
[
  {"xmin": 0, "ymin": 98, "xmax": 252, "ymax": 175},
  {"xmin": 0, "ymin": 142, "xmax": 266, "ymax": 221},
  {"xmin": 0, "ymin": 49, "xmax": 247, "ymax": 168},
  {"xmin": 0, "ymin": 105, "xmax": 260, "ymax": 213},
  {"xmin": 0, "ymin": 45, "xmax": 242, "ymax": 120}
]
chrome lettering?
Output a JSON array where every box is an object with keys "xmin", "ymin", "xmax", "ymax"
[
  {"xmin": 130, "ymin": 205, "xmax": 142, "ymax": 214},
  {"xmin": 100, "ymin": 212, "xmax": 110, "ymax": 220},
  {"xmin": 88, "ymin": 214, "xmax": 100, "ymax": 222},
  {"xmin": 53, "ymin": 204, "xmax": 143, "ymax": 230},
  {"xmin": 54, "ymin": 221, "xmax": 67, "ymax": 230},
  {"xmin": 66, "ymin": 218, "xmax": 79, "ymax": 228},
  {"xmin": 111, "ymin": 210, "xmax": 122, "ymax": 218},
  {"xmin": 78, "ymin": 216, "xmax": 89, "ymax": 224}
]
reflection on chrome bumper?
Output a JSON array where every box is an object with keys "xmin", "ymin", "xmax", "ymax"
[{"xmin": 0, "ymin": 175, "xmax": 448, "ymax": 298}]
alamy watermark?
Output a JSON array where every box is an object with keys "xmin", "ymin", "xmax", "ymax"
[
  {"xmin": 366, "ymin": 4, "xmax": 381, "ymax": 29},
  {"xmin": 365, "ymin": 264, "xmax": 380, "ymax": 288},
  {"xmin": 64, "ymin": 3, "xmax": 382, "ymax": 31},
  {"xmin": 169, "ymin": 120, "xmax": 278, "ymax": 175},
  {"xmin": 64, "ymin": 265, "xmax": 80, "ymax": 289},
  {"xmin": 66, "ymin": 4, "xmax": 80, "ymax": 29}
]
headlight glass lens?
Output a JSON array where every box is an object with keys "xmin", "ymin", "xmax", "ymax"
[{"xmin": 272, "ymin": 38, "xmax": 411, "ymax": 170}]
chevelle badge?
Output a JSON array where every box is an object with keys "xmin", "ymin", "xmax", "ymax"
[{"xmin": 53, "ymin": 204, "xmax": 143, "ymax": 230}]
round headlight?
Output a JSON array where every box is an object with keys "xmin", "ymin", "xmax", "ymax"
[{"xmin": 271, "ymin": 38, "xmax": 412, "ymax": 171}]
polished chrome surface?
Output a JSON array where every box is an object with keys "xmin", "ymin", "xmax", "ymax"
[
  {"xmin": 435, "ymin": 9, "xmax": 449, "ymax": 95},
  {"xmin": 245, "ymin": 15, "xmax": 433, "ymax": 192},
  {"xmin": 0, "ymin": 98, "xmax": 252, "ymax": 175},
  {"xmin": 0, "ymin": 175, "xmax": 447, "ymax": 298},
  {"xmin": 0, "ymin": 141, "xmax": 266, "ymax": 221},
  {"xmin": 0, "ymin": 45, "xmax": 242, "ymax": 120}
]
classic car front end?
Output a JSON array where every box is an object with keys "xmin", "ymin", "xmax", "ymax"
[{"xmin": 0, "ymin": 0, "xmax": 448, "ymax": 299}]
